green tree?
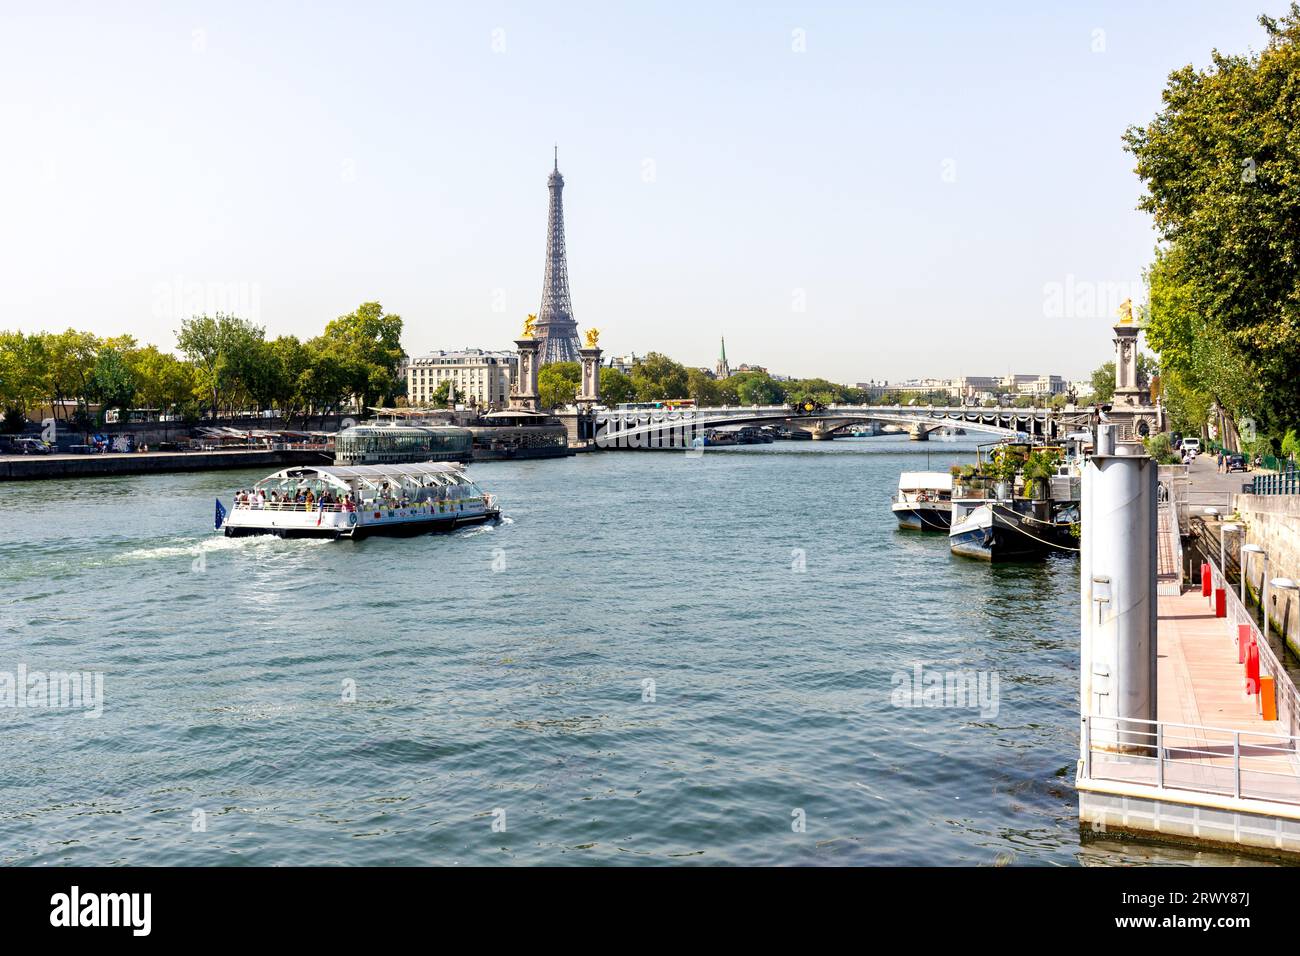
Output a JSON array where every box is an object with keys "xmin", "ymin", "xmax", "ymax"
[
  {"xmin": 39, "ymin": 329, "xmax": 100, "ymax": 419},
  {"xmin": 265, "ymin": 336, "xmax": 311, "ymax": 423},
  {"xmin": 687, "ymin": 368, "xmax": 721, "ymax": 406},
  {"xmin": 429, "ymin": 380, "xmax": 454, "ymax": 408},
  {"xmin": 734, "ymin": 371, "xmax": 783, "ymax": 405},
  {"xmin": 298, "ymin": 340, "xmax": 351, "ymax": 424},
  {"xmin": 90, "ymin": 347, "xmax": 136, "ymax": 419},
  {"xmin": 630, "ymin": 352, "xmax": 689, "ymax": 401},
  {"xmin": 321, "ymin": 302, "xmax": 405, "ymax": 412},
  {"xmin": 598, "ymin": 368, "xmax": 636, "ymax": 407},
  {"xmin": 0, "ymin": 331, "xmax": 46, "ymax": 422},
  {"xmin": 175, "ymin": 313, "xmax": 264, "ymax": 419},
  {"xmin": 132, "ymin": 346, "xmax": 198, "ymax": 423},
  {"xmin": 783, "ymin": 377, "xmax": 849, "ymax": 407},
  {"xmin": 1124, "ymin": 5, "xmax": 1300, "ymax": 440},
  {"xmin": 1144, "ymin": 433, "xmax": 1183, "ymax": 465},
  {"xmin": 538, "ymin": 361, "xmax": 581, "ymax": 409}
]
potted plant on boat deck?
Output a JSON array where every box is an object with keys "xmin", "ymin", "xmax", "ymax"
[{"xmin": 1020, "ymin": 450, "xmax": 1060, "ymax": 500}]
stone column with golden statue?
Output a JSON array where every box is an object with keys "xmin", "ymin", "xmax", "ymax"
[
  {"xmin": 509, "ymin": 314, "xmax": 541, "ymax": 414},
  {"xmin": 577, "ymin": 328, "xmax": 602, "ymax": 405},
  {"xmin": 1105, "ymin": 299, "xmax": 1163, "ymax": 439}
]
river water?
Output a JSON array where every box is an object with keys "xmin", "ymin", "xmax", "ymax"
[{"xmin": 0, "ymin": 436, "xmax": 1266, "ymax": 865}]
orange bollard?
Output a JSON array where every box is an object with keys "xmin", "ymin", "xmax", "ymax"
[
  {"xmin": 1261, "ymin": 676, "xmax": 1278, "ymax": 721},
  {"xmin": 1215, "ymin": 588, "xmax": 1226, "ymax": 618},
  {"xmin": 1246, "ymin": 643, "xmax": 1260, "ymax": 695},
  {"xmin": 1239, "ymin": 624, "xmax": 1252, "ymax": 663},
  {"xmin": 1202, "ymin": 562, "xmax": 1212, "ymax": 597}
]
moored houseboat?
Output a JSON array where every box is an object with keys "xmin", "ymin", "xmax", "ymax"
[
  {"xmin": 219, "ymin": 463, "xmax": 499, "ymax": 539},
  {"xmin": 891, "ymin": 471, "xmax": 954, "ymax": 530},
  {"xmin": 948, "ymin": 497, "xmax": 1078, "ymax": 561}
]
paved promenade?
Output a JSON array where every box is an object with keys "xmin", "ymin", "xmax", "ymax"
[{"xmin": 1091, "ymin": 578, "xmax": 1300, "ymax": 804}]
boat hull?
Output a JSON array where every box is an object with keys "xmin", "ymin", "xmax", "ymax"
[
  {"xmin": 891, "ymin": 502, "xmax": 952, "ymax": 531},
  {"xmin": 224, "ymin": 509, "xmax": 500, "ymax": 540},
  {"xmin": 949, "ymin": 502, "xmax": 1072, "ymax": 561}
]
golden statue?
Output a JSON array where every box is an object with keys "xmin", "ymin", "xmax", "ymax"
[
  {"xmin": 1116, "ymin": 298, "xmax": 1134, "ymax": 325},
  {"xmin": 521, "ymin": 314, "xmax": 537, "ymax": 338},
  {"xmin": 584, "ymin": 328, "xmax": 600, "ymax": 347}
]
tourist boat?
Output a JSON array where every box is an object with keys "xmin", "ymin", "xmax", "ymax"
[
  {"xmin": 891, "ymin": 471, "xmax": 954, "ymax": 531},
  {"xmin": 218, "ymin": 463, "xmax": 500, "ymax": 539}
]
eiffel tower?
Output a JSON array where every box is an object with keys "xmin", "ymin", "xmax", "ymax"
[{"xmin": 534, "ymin": 147, "xmax": 582, "ymax": 364}]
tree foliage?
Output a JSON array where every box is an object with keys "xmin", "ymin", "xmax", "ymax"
[
  {"xmin": 598, "ymin": 368, "xmax": 637, "ymax": 407},
  {"xmin": 2, "ymin": 301, "xmax": 407, "ymax": 429},
  {"xmin": 538, "ymin": 361, "xmax": 581, "ymax": 409},
  {"xmin": 1124, "ymin": 4, "xmax": 1300, "ymax": 442}
]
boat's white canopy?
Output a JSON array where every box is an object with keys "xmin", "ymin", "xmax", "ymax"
[
  {"xmin": 310, "ymin": 463, "xmax": 464, "ymax": 480},
  {"xmin": 897, "ymin": 471, "xmax": 954, "ymax": 491},
  {"xmin": 256, "ymin": 462, "xmax": 470, "ymax": 491}
]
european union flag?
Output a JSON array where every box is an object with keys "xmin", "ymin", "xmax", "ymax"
[{"xmin": 214, "ymin": 498, "xmax": 227, "ymax": 530}]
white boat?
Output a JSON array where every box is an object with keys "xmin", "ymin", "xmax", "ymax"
[
  {"xmin": 219, "ymin": 463, "xmax": 499, "ymax": 540},
  {"xmin": 891, "ymin": 471, "xmax": 953, "ymax": 531}
]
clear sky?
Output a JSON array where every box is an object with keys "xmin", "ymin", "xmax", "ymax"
[{"xmin": 0, "ymin": 1, "xmax": 1275, "ymax": 382}]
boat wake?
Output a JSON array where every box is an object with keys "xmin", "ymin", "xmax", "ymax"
[
  {"xmin": 119, "ymin": 534, "xmax": 331, "ymax": 562},
  {"xmin": 456, "ymin": 514, "xmax": 512, "ymax": 537}
]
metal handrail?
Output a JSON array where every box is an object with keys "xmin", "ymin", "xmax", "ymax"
[
  {"xmin": 1158, "ymin": 496, "xmax": 1184, "ymax": 589},
  {"xmin": 1083, "ymin": 713, "xmax": 1300, "ymax": 805},
  {"xmin": 1206, "ymin": 556, "xmax": 1300, "ymax": 738}
]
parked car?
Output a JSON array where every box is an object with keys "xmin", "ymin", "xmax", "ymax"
[
  {"xmin": 11, "ymin": 438, "xmax": 52, "ymax": 455},
  {"xmin": 1225, "ymin": 453, "xmax": 1248, "ymax": 473}
]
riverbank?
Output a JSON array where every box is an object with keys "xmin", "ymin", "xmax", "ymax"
[{"xmin": 0, "ymin": 448, "xmax": 330, "ymax": 482}]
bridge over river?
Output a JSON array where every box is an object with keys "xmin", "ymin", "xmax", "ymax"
[{"xmin": 590, "ymin": 403, "xmax": 1095, "ymax": 448}]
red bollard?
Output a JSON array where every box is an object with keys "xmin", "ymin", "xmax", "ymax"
[
  {"xmin": 1215, "ymin": 588, "xmax": 1226, "ymax": 618},
  {"xmin": 1239, "ymin": 624, "xmax": 1252, "ymax": 664},
  {"xmin": 1246, "ymin": 643, "xmax": 1260, "ymax": 695},
  {"xmin": 1201, "ymin": 562, "xmax": 1212, "ymax": 597}
]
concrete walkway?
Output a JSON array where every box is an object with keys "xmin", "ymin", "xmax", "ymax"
[
  {"xmin": 1150, "ymin": 587, "xmax": 1299, "ymax": 801},
  {"xmin": 1088, "ymin": 584, "xmax": 1300, "ymax": 803}
]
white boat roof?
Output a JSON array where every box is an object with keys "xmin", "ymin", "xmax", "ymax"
[
  {"xmin": 897, "ymin": 471, "xmax": 954, "ymax": 491},
  {"xmin": 269, "ymin": 463, "xmax": 466, "ymax": 482}
]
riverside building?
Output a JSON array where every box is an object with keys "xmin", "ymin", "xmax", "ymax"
[{"xmin": 406, "ymin": 349, "xmax": 516, "ymax": 410}]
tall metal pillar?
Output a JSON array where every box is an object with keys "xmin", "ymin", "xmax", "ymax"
[{"xmin": 1080, "ymin": 426, "xmax": 1158, "ymax": 754}]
